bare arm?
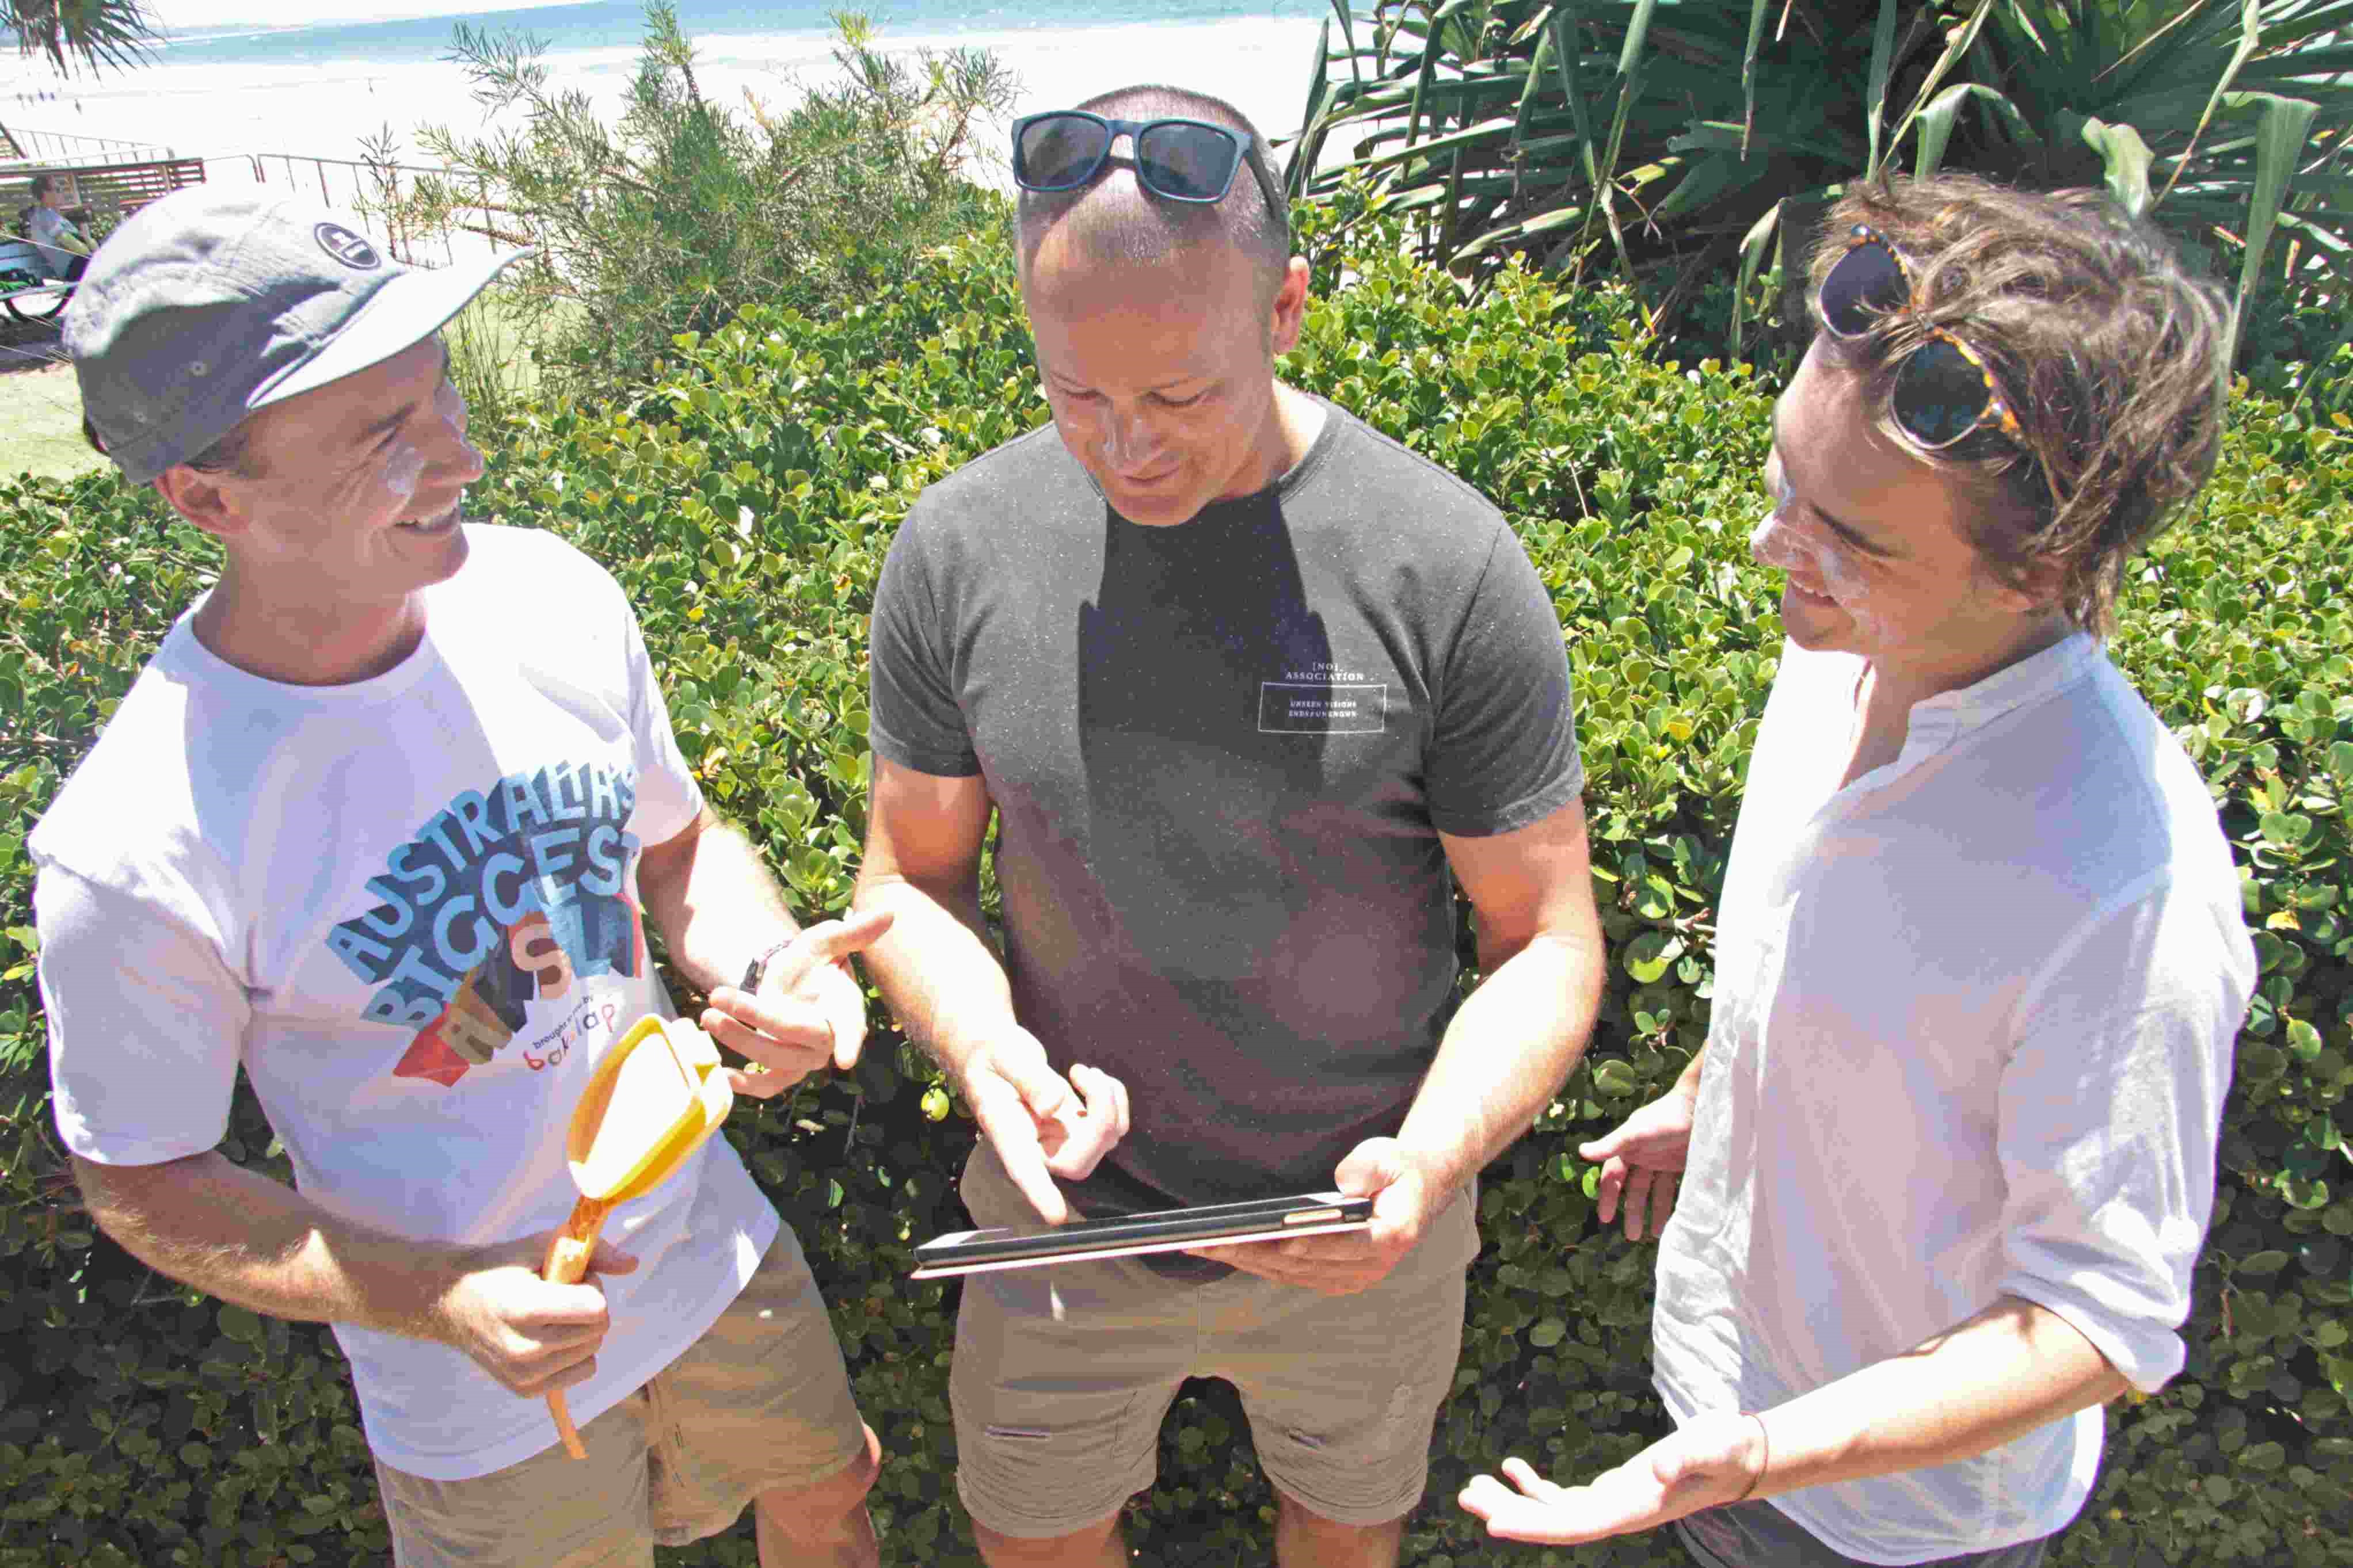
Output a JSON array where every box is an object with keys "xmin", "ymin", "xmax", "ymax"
[
  {"xmin": 74, "ymin": 1150, "xmax": 630, "ymax": 1397},
  {"xmin": 852, "ymin": 757, "xmax": 1126, "ymax": 1223},
  {"xmin": 1403, "ymin": 795, "xmax": 1609, "ymax": 1194},
  {"xmin": 635, "ymin": 805, "xmax": 891, "ymax": 1096},
  {"xmin": 847, "ymin": 764, "xmax": 1012, "ymax": 1075},
  {"xmin": 1757, "ymin": 1295, "xmax": 2127, "ymax": 1493},
  {"xmin": 1463, "ymin": 1295, "xmax": 2125, "ymax": 1545},
  {"xmin": 635, "ymin": 806, "xmax": 809, "ymax": 997}
]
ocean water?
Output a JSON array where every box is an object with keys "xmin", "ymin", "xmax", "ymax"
[
  {"xmin": 3, "ymin": 0, "xmax": 1342, "ymax": 170},
  {"xmin": 158, "ymin": 1, "xmax": 1332, "ymax": 67}
]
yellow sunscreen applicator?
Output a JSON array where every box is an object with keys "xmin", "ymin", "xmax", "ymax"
[{"xmin": 542, "ymin": 1013, "xmax": 734, "ymax": 1458}]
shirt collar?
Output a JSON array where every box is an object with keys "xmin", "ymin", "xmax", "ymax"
[{"xmin": 1897, "ymin": 630, "xmax": 2100, "ymax": 762}]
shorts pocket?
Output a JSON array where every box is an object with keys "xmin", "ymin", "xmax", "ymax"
[{"xmin": 951, "ymin": 1387, "xmax": 1155, "ymax": 1538}]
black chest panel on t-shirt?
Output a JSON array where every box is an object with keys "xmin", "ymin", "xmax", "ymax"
[{"xmin": 869, "ymin": 407, "xmax": 1581, "ymax": 1229}]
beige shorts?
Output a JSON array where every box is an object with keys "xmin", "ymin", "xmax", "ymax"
[
  {"xmin": 376, "ymin": 1226, "xmax": 867, "ymax": 1567},
  {"xmin": 949, "ymin": 1142, "xmax": 1480, "ymax": 1539}
]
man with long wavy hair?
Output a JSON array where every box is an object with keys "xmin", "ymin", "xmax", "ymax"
[{"xmin": 1463, "ymin": 174, "xmax": 2255, "ymax": 1568}]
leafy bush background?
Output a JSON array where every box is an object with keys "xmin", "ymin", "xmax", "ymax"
[
  {"xmin": 390, "ymin": 2, "xmax": 1016, "ymax": 399},
  {"xmin": 3, "ymin": 203, "xmax": 2351, "ymax": 1566}
]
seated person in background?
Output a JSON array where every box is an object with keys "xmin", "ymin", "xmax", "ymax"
[
  {"xmin": 1460, "ymin": 172, "xmax": 2256, "ymax": 1568},
  {"xmin": 26, "ymin": 173, "xmax": 92, "ymax": 281}
]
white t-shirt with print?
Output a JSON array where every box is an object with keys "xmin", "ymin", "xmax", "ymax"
[
  {"xmin": 33, "ymin": 525, "xmax": 779, "ymax": 1482},
  {"xmin": 1653, "ymin": 634, "xmax": 2254, "ymax": 1565}
]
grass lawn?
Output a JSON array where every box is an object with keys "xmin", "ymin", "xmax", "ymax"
[
  {"xmin": 0, "ymin": 323, "xmax": 104, "ymax": 482},
  {"xmin": 0, "ymin": 282, "xmax": 566, "ymax": 486}
]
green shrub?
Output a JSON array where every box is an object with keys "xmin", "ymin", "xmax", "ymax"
[
  {"xmin": 391, "ymin": 1, "xmax": 1016, "ymax": 398},
  {"xmin": 2, "ymin": 205, "xmax": 2350, "ymax": 1565},
  {"xmin": 1293, "ymin": 0, "xmax": 2353, "ymax": 372}
]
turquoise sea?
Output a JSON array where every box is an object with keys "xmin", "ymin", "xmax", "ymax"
[
  {"xmin": 7, "ymin": 0, "xmax": 1341, "ymax": 182},
  {"xmin": 159, "ymin": 0, "xmax": 1332, "ymax": 68}
]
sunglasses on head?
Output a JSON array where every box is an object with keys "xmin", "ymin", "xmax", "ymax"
[
  {"xmin": 1012, "ymin": 109, "xmax": 1287, "ymax": 236},
  {"xmin": 1818, "ymin": 224, "xmax": 2024, "ymax": 455}
]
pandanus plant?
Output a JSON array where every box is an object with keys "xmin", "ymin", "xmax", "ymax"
[{"xmin": 1289, "ymin": 0, "xmax": 2353, "ymax": 365}]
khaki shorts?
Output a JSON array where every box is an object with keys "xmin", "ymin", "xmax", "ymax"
[
  {"xmin": 949, "ymin": 1142, "xmax": 1480, "ymax": 1539},
  {"xmin": 377, "ymin": 1226, "xmax": 866, "ymax": 1567}
]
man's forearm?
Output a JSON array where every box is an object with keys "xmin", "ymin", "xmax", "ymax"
[
  {"xmin": 75, "ymin": 1151, "xmax": 471, "ymax": 1338},
  {"xmin": 1397, "ymin": 928, "xmax": 1607, "ymax": 1195},
  {"xmin": 1756, "ymin": 1295, "xmax": 2129, "ymax": 1498},
  {"xmin": 851, "ymin": 869, "xmax": 1020, "ymax": 1081},
  {"xmin": 638, "ymin": 814, "xmax": 803, "ymax": 996}
]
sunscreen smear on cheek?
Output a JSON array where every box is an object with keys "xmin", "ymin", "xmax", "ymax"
[
  {"xmin": 382, "ymin": 440, "xmax": 425, "ymax": 505},
  {"xmin": 1750, "ymin": 482, "xmax": 1894, "ymax": 640}
]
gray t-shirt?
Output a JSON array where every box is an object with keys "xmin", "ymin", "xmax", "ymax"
[{"xmin": 870, "ymin": 399, "xmax": 1583, "ymax": 1223}]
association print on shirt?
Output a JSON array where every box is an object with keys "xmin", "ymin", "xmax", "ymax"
[
  {"xmin": 325, "ymin": 760, "xmax": 646, "ymax": 1088},
  {"xmin": 1258, "ymin": 662, "xmax": 1389, "ymax": 734}
]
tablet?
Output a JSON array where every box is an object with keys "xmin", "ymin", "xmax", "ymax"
[{"xmin": 910, "ymin": 1191, "xmax": 1375, "ymax": 1279}]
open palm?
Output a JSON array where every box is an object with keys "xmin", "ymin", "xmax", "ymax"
[{"xmin": 1459, "ymin": 1411, "xmax": 1765, "ymax": 1546}]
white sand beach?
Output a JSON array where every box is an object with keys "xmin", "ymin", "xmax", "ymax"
[{"xmin": 9, "ymin": 14, "xmax": 1339, "ymax": 190}]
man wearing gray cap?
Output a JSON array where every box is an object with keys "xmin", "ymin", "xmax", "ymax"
[{"xmin": 32, "ymin": 186, "xmax": 890, "ymax": 1566}]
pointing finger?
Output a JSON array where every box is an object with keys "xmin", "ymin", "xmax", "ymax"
[
  {"xmin": 766, "ymin": 910, "xmax": 895, "ymax": 986},
  {"xmin": 968, "ymin": 1074, "xmax": 1070, "ymax": 1224}
]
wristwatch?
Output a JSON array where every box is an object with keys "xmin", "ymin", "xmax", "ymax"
[{"xmin": 740, "ymin": 936, "xmax": 795, "ymax": 991}]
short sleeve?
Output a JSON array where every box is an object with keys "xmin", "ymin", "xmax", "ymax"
[
  {"xmin": 1994, "ymin": 872, "xmax": 2252, "ymax": 1392},
  {"xmin": 868, "ymin": 502, "xmax": 981, "ymax": 778},
  {"xmin": 622, "ymin": 603, "xmax": 705, "ymax": 845},
  {"xmin": 1426, "ymin": 525, "xmax": 1585, "ymax": 836},
  {"xmin": 37, "ymin": 862, "xmax": 249, "ymax": 1167}
]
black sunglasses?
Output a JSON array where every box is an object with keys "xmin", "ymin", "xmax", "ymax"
[
  {"xmin": 1818, "ymin": 225, "xmax": 2024, "ymax": 455},
  {"xmin": 1012, "ymin": 110, "xmax": 1288, "ymax": 237}
]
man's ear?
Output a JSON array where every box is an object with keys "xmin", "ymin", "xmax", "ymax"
[
  {"xmin": 150, "ymin": 464, "xmax": 243, "ymax": 542},
  {"xmin": 1267, "ymin": 255, "xmax": 1311, "ymax": 357}
]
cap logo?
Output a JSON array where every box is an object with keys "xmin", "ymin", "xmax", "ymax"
[{"xmin": 314, "ymin": 222, "xmax": 382, "ymax": 270}]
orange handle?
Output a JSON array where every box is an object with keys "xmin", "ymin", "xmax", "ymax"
[{"xmin": 541, "ymin": 1195, "xmax": 612, "ymax": 1460}]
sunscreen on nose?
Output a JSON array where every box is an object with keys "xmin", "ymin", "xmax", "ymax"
[
  {"xmin": 436, "ymin": 379, "xmax": 482, "ymax": 470},
  {"xmin": 1749, "ymin": 475, "xmax": 1803, "ymax": 571},
  {"xmin": 1102, "ymin": 405, "xmax": 1163, "ymax": 471}
]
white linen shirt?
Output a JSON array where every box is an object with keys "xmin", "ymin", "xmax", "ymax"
[{"xmin": 1653, "ymin": 633, "xmax": 2253, "ymax": 1565}]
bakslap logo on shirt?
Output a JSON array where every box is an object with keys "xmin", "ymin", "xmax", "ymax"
[{"xmin": 328, "ymin": 761, "xmax": 647, "ymax": 1087}]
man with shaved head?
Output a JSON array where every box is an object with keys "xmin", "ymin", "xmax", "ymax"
[{"xmin": 854, "ymin": 84, "xmax": 1608, "ymax": 1566}]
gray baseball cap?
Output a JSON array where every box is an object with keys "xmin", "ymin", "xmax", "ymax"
[{"xmin": 64, "ymin": 185, "xmax": 531, "ymax": 485}]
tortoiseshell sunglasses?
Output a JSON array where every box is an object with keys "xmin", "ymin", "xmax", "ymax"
[{"xmin": 1818, "ymin": 224, "xmax": 2024, "ymax": 452}]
